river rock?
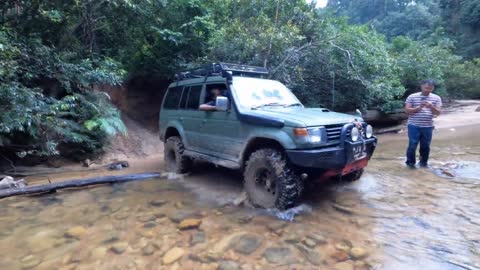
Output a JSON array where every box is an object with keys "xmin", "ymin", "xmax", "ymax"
[
  {"xmin": 65, "ymin": 226, "xmax": 87, "ymax": 239},
  {"xmin": 178, "ymin": 218, "xmax": 202, "ymax": 230},
  {"xmin": 114, "ymin": 211, "xmax": 129, "ymax": 220},
  {"xmin": 332, "ymin": 203, "xmax": 354, "ymax": 214},
  {"xmin": 102, "ymin": 231, "xmax": 119, "ymax": 243},
  {"xmin": 331, "ymin": 250, "xmax": 349, "ymax": 262},
  {"xmin": 141, "ymin": 230, "xmax": 155, "ymax": 239},
  {"xmin": 335, "ymin": 241, "xmax": 352, "ymax": 252},
  {"xmin": 163, "ymin": 247, "xmax": 185, "ymax": 264},
  {"xmin": 262, "ymin": 247, "xmax": 298, "ymax": 265},
  {"xmin": 27, "ymin": 230, "xmax": 57, "ymax": 252},
  {"xmin": 296, "ymin": 244, "xmax": 322, "ymax": 266},
  {"xmin": 267, "ymin": 221, "xmax": 288, "ymax": 232},
  {"xmin": 349, "ymin": 247, "xmax": 368, "ymax": 260},
  {"xmin": 137, "ymin": 215, "xmax": 156, "ymax": 223},
  {"xmin": 142, "ymin": 243, "xmax": 156, "ymax": 256},
  {"xmin": 143, "ymin": 221, "xmax": 156, "ymax": 228},
  {"xmin": 307, "ymin": 233, "xmax": 327, "ymax": 245},
  {"xmin": 21, "ymin": 255, "xmax": 41, "ymax": 269},
  {"xmin": 303, "ymin": 238, "xmax": 316, "ymax": 248},
  {"xmin": 191, "ymin": 231, "xmax": 206, "ymax": 245},
  {"xmin": 354, "ymin": 261, "xmax": 371, "ymax": 270},
  {"xmin": 235, "ymin": 215, "xmax": 253, "ymax": 224},
  {"xmin": 209, "ymin": 231, "xmax": 247, "ymax": 257},
  {"xmin": 149, "ymin": 199, "xmax": 167, "ymax": 207},
  {"xmin": 334, "ymin": 261, "xmax": 354, "ymax": 270},
  {"xmin": 232, "ymin": 234, "xmax": 262, "ymax": 255},
  {"xmin": 175, "ymin": 201, "xmax": 184, "ymax": 208},
  {"xmin": 217, "ymin": 260, "xmax": 241, "ymax": 270},
  {"xmin": 91, "ymin": 246, "xmax": 108, "ymax": 259},
  {"xmin": 111, "ymin": 242, "xmax": 129, "ymax": 254},
  {"xmin": 168, "ymin": 210, "xmax": 201, "ymax": 223}
]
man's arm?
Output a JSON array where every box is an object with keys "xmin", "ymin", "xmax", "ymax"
[{"xmin": 199, "ymin": 104, "xmax": 216, "ymax": 111}]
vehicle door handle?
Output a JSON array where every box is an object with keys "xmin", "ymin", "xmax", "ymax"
[
  {"xmin": 180, "ymin": 117, "xmax": 184, "ymax": 122},
  {"xmin": 202, "ymin": 120, "xmax": 207, "ymax": 124}
]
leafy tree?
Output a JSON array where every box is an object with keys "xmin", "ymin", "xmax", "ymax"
[{"xmin": 0, "ymin": 28, "xmax": 126, "ymax": 159}]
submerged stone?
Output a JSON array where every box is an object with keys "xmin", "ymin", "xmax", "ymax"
[
  {"xmin": 217, "ymin": 260, "xmax": 241, "ymax": 270},
  {"xmin": 64, "ymin": 226, "xmax": 87, "ymax": 239},
  {"xmin": 262, "ymin": 247, "xmax": 298, "ymax": 265},
  {"xmin": 163, "ymin": 247, "xmax": 185, "ymax": 264},
  {"xmin": 178, "ymin": 218, "xmax": 202, "ymax": 230},
  {"xmin": 232, "ymin": 234, "xmax": 262, "ymax": 255}
]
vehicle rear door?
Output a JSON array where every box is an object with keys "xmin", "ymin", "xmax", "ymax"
[{"xmin": 178, "ymin": 84, "xmax": 204, "ymax": 152}]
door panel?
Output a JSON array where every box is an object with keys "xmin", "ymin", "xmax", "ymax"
[{"xmin": 180, "ymin": 85, "xmax": 204, "ymax": 151}]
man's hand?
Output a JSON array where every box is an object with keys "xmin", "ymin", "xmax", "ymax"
[
  {"xmin": 405, "ymin": 103, "xmax": 424, "ymax": 114},
  {"xmin": 420, "ymin": 101, "xmax": 441, "ymax": 115},
  {"xmin": 422, "ymin": 101, "xmax": 434, "ymax": 109}
]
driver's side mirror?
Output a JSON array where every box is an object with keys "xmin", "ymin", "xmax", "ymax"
[{"xmin": 216, "ymin": 96, "xmax": 229, "ymax": 111}]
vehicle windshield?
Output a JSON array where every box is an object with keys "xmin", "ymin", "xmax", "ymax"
[{"xmin": 231, "ymin": 77, "xmax": 302, "ymax": 109}]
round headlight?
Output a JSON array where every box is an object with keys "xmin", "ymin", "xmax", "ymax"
[
  {"xmin": 351, "ymin": 127, "xmax": 359, "ymax": 142},
  {"xmin": 366, "ymin": 125, "xmax": 373, "ymax": 138}
]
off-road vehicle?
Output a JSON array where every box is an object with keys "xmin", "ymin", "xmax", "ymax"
[{"xmin": 159, "ymin": 63, "xmax": 377, "ymax": 209}]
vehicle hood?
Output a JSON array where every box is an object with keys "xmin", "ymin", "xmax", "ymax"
[{"xmin": 249, "ymin": 107, "xmax": 361, "ymax": 127}]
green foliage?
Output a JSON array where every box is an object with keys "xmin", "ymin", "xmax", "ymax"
[
  {"xmin": 1, "ymin": 0, "xmax": 478, "ymax": 162},
  {"xmin": 444, "ymin": 58, "xmax": 480, "ymax": 99},
  {"xmin": 391, "ymin": 36, "xmax": 460, "ymax": 96},
  {"xmin": 0, "ymin": 28, "xmax": 126, "ymax": 159}
]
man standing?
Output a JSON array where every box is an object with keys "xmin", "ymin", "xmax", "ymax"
[{"xmin": 404, "ymin": 79, "xmax": 442, "ymax": 168}]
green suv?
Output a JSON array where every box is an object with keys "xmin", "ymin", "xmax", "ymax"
[{"xmin": 159, "ymin": 63, "xmax": 377, "ymax": 209}]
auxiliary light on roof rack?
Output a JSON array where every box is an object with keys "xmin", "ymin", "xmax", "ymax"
[{"xmin": 174, "ymin": 62, "xmax": 269, "ymax": 81}]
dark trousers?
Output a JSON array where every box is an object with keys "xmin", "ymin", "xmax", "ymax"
[{"xmin": 406, "ymin": 124, "xmax": 433, "ymax": 166}]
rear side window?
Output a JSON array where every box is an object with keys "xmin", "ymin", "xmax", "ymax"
[
  {"xmin": 179, "ymin": 87, "xmax": 190, "ymax": 109},
  {"xmin": 163, "ymin": 86, "xmax": 183, "ymax": 109},
  {"xmin": 186, "ymin": 85, "xmax": 202, "ymax": 110}
]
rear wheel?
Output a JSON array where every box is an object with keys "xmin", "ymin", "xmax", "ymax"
[
  {"xmin": 164, "ymin": 136, "xmax": 192, "ymax": 174},
  {"xmin": 244, "ymin": 148, "xmax": 301, "ymax": 210},
  {"xmin": 341, "ymin": 169, "xmax": 364, "ymax": 182}
]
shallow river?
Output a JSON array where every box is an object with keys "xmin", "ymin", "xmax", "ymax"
[{"xmin": 0, "ymin": 125, "xmax": 479, "ymax": 270}]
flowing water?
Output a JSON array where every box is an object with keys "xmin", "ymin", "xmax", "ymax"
[{"xmin": 0, "ymin": 125, "xmax": 479, "ymax": 270}]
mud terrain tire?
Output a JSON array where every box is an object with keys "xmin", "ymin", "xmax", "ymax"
[
  {"xmin": 244, "ymin": 148, "xmax": 301, "ymax": 210},
  {"xmin": 164, "ymin": 136, "xmax": 192, "ymax": 174},
  {"xmin": 342, "ymin": 169, "xmax": 364, "ymax": 182}
]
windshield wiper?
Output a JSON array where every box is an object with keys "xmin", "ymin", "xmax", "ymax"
[
  {"xmin": 251, "ymin": 102, "xmax": 284, "ymax": 109},
  {"xmin": 283, "ymin": 103, "xmax": 302, "ymax": 108}
]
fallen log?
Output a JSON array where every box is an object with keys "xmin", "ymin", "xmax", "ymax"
[{"xmin": 0, "ymin": 172, "xmax": 162, "ymax": 199}]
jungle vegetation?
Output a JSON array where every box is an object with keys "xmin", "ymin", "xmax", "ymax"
[{"xmin": 1, "ymin": 0, "xmax": 479, "ymax": 160}]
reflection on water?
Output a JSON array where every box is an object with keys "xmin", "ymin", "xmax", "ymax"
[{"xmin": 0, "ymin": 126, "xmax": 479, "ymax": 270}]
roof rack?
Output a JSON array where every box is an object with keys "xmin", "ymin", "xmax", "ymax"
[{"xmin": 174, "ymin": 62, "xmax": 269, "ymax": 81}]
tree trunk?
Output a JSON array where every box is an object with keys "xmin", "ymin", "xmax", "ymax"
[{"xmin": 0, "ymin": 173, "xmax": 162, "ymax": 199}]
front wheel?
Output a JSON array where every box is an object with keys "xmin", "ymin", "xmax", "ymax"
[
  {"xmin": 164, "ymin": 136, "xmax": 192, "ymax": 174},
  {"xmin": 244, "ymin": 148, "xmax": 301, "ymax": 210}
]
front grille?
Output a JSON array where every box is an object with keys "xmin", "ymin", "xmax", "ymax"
[
  {"xmin": 326, "ymin": 124, "xmax": 344, "ymax": 142},
  {"xmin": 326, "ymin": 124, "xmax": 352, "ymax": 144}
]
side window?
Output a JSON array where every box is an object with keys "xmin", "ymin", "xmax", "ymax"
[
  {"xmin": 163, "ymin": 86, "xmax": 183, "ymax": 110},
  {"xmin": 179, "ymin": 87, "xmax": 190, "ymax": 109},
  {"xmin": 186, "ymin": 85, "xmax": 202, "ymax": 110},
  {"xmin": 204, "ymin": 83, "xmax": 228, "ymax": 104}
]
